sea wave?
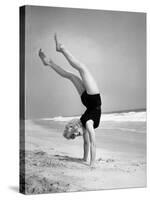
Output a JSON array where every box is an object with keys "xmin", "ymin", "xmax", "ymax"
[
  {"xmin": 101, "ymin": 111, "xmax": 146, "ymax": 122},
  {"xmin": 41, "ymin": 111, "xmax": 146, "ymax": 122}
]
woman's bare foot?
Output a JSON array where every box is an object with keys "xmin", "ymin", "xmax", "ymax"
[
  {"xmin": 54, "ymin": 33, "xmax": 64, "ymax": 52},
  {"xmin": 38, "ymin": 49, "xmax": 52, "ymax": 66}
]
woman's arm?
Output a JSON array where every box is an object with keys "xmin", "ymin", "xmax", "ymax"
[
  {"xmin": 86, "ymin": 120, "xmax": 96, "ymax": 167},
  {"xmin": 83, "ymin": 130, "xmax": 90, "ymax": 162}
]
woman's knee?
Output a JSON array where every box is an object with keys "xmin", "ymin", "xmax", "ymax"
[
  {"xmin": 68, "ymin": 73, "xmax": 80, "ymax": 82},
  {"xmin": 63, "ymin": 71, "xmax": 72, "ymax": 79}
]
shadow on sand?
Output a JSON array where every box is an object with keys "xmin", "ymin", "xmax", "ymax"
[
  {"xmin": 9, "ymin": 186, "xmax": 19, "ymax": 193},
  {"xmin": 54, "ymin": 154, "xmax": 88, "ymax": 166}
]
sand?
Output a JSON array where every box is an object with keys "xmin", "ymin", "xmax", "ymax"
[{"xmin": 20, "ymin": 119, "xmax": 146, "ymax": 194}]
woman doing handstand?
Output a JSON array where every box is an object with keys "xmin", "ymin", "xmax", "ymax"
[{"xmin": 39, "ymin": 34, "xmax": 102, "ymax": 167}]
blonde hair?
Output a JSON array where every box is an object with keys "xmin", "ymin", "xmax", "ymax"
[{"xmin": 63, "ymin": 119, "xmax": 83, "ymax": 139}]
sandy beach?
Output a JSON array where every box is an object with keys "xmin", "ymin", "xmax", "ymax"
[{"xmin": 20, "ymin": 112, "xmax": 146, "ymax": 194}]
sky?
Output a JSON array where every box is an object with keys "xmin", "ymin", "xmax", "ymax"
[{"xmin": 24, "ymin": 6, "xmax": 146, "ymax": 119}]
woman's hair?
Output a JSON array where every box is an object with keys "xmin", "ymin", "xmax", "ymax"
[{"xmin": 63, "ymin": 119, "xmax": 83, "ymax": 140}]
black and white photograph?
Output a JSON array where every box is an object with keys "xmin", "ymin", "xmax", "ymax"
[{"xmin": 20, "ymin": 5, "xmax": 146, "ymax": 194}]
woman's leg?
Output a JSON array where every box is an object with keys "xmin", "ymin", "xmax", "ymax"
[
  {"xmin": 38, "ymin": 49, "xmax": 85, "ymax": 95},
  {"xmin": 55, "ymin": 34, "xmax": 99, "ymax": 94},
  {"xmin": 62, "ymin": 47, "xmax": 99, "ymax": 95}
]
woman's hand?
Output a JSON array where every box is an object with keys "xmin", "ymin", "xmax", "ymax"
[{"xmin": 90, "ymin": 161, "xmax": 97, "ymax": 169}]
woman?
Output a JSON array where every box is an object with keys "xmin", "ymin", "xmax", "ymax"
[{"xmin": 39, "ymin": 34, "xmax": 102, "ymax": 167}]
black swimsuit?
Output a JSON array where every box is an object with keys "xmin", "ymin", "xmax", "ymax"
[{"xmin": 80, "ymin": 91, "xmax": 102, "ymax": 129}]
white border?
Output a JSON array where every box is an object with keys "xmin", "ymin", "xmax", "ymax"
[{"xmin": 0, "ymin": 0, "xmax": 149, "ymax": 199}]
